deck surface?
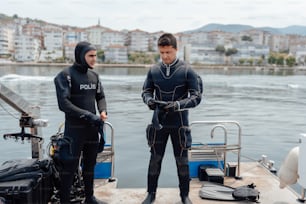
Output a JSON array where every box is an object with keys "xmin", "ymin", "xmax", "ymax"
[{"xmin": 94, "ymin": 162, "xmax": 302, "ymax": 204}]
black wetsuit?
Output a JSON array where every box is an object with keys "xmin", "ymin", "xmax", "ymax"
[
  {"xmin": 54, "ymin": 42, "xmax": 106, "ymax": 203},
  {"xmin": 142, "ymin": 59, "xmax": 203, "ymax": 198}
]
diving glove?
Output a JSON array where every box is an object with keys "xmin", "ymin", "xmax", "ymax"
[
  {"xmin": 164, "ymin": 101, "xmax": 179, "ymax": 112},
  {"xmin": 147, "ymin": 98, "xmax": 156, "ymax": 110},
  {"xmin": 81, "ymin": 112, "xmax": 103, "ymax": 126}
]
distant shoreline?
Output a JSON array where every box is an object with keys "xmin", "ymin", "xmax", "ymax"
[
  {"xmin": 1, "ymin": 62, "xmax": 306, "ymax": 72},
  {"xmin": 0, "ymin": 62, "xmax": 150, "ymax": 68}
]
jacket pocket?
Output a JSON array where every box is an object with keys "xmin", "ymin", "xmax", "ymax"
[
  {"xmin": 178, "ymin": 126, "xmax": 192, "ymax": 149},
  {"xmin": 146, "ymin": 124, "xmax": 156, "ymax": 147}
]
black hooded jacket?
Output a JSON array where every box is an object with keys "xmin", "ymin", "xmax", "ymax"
[{"xmin": 54, "ymin": 42, "xmax": 107, "ymax": 125}]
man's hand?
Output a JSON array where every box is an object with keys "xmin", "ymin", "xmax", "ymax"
[
  {"xmin": 147, "ymin": 98, "xmax": 156, "ymax": 110},
  {"xmin": 164, "ymin": 101, "xmax": 179, "ymax": 112},
  {"xmin": 100, "ymin": 111, "xmax": 108, "ymax": 121},
  {"xmin": 82, "ymin": 112, "xmax": 103, "ymax": 126}
]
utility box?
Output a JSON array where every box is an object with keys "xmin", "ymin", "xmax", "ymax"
[{"xmin": 199, "ymin": 167, "xmax": 224, "ymax": 184}]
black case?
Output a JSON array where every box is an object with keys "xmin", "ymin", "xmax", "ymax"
[
  {"xmin": 199, "ymin": 167, "xmax": 224, "ymax": 184},
  {"xmin": 0, "ymin": 177, "xmax": 42, "ymax": 204},
  {"xmin": 0, "ymin": 159, "xmax": 54, "ymax": 204},
  {"xmin": 39, "ymin": 159, "xmax": 54, "ymax": 204}
]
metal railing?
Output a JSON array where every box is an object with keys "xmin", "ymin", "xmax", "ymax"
[{"xmin": 189, "ymin": 120, "xmax": 242, "ymax": 178}]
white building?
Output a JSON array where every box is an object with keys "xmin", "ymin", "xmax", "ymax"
[
  {"xmin": 86, "ymin": 25, "xmax": 110, "ymax": 48},
  {"xmin": 0, "ymin": 27, "xmax": 10, "ymax": 57},
  {"xmin": 64, "ymin": 29, "xmax": 88, "ymax": 44},
  {"xmin": 128, "ymin": 29, "xmax": 149, "ymax": 52},
  {"xmin": 14, "ymin": 34, "xmax": 40, "ymax": 62},
  {"xmin": 148, "ymin": 31, "xmax": 165, "ymax": 52},
  {"xmin": 64, "ymin": 43, "xmax": 77, "ymax": 62},
  {"xmin": 239, "ymin": 29, "xmax": 270, "ymax": 45},
  {"xmin": 104, "ymin": 45, "xmax": 128, "ymax": 63},
  {"xmin": 39, "ymin": 50, "xmax": 63, "ymax": 62},
  {"xmin": 101, "ymin": 30, "xmax": 126, "ymax": 50},
  {"xmin": 232, "ymin": 43, "xmax": 270, "ymax": 64},
  {"xmin": 269, "ymin": 34, "xmax": 290, "ymax": 52},
  {"xmin": 292, "ymin": 45, "xmax": 306, "ymax": 65},
  {"xmin": 43, "ymin": 28, "xmax": 63, "ymax": 51},
  {"xmin": 186, "ymin": 43, "xmax": 223, "ymax": 65}
]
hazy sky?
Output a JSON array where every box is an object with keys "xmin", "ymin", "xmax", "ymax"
[{"xmin": 2, "ymin": 0, "xmax": 306, "ymax": 33}]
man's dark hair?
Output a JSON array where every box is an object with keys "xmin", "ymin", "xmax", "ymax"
[{"xmin": 158, "ymin": 33, "xmax": 177, "ymax": 49}]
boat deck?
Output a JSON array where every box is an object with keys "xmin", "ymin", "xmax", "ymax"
[{"xmin": 94, "ymin": 162, "xmax": 302, "ymax": 204}]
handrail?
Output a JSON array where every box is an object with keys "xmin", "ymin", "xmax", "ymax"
[
  {"xmin": 102, "ymin": 121, "xmax": 115, "ymax": 178},
  {"xmin": 190, "ymin": 120, "xmax": 242, "ymax": 178}
]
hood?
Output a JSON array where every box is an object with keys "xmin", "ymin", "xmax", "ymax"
[{"xmin": 74, "ymin": 41, "xmax": 96, "ymax": 72}]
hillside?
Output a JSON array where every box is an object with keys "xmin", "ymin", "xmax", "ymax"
[{"xmin": 185, "ymin": 23, "xmax": 306, "ymax": 36}]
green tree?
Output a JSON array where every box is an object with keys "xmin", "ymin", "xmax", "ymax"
[
  {"xmin": 225, "ymin": 48, "xmax": 238, "ymax": 56},
  {"xmin": 247, "ymin": 58, "xmax": 254, "ymax": 66},
  {"xmin": 241, "ymin": 35, "xmax": 253, "ymax": 42},
  {"xmin": 97, "ymin": 49, "xmax": 105, "ymax": 63},
  {"xmin": 215, "ymin": 45, "xmax": 225, "ymax": 54},
  {"xmin": 128, "ymin": 52, "xmax": 158, "ymax": 64},
  {"xmin": 239, "ymin": 58, "xmax": 245, "ymax": 65},
  {"xmin": 286, "ymin": 56, "xmax": 296, "ymax": 67},
  {"xmin": 256, "ymin": 58, "xmax": 263, "ymax": 66},
  {"xmin": 268, "ymin": 55, "xmax": 277, "ymax": 64}
]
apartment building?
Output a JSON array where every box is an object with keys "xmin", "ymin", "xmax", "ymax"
[
  {"xmin": 64, "ymin": 28, "xmax": 88, "ymax": 44},
  {"xmin": 86, "ymin": 25, "xmax": 110, "ymax": 49},
  {"xmin": 149, "ymin": 31, "xmax": 166, "ymax": 52},
  {"xmin": 43, "ymin": 27, "xmax": 63, "ymax": 51},
  {"xmin": 186, "ymin": 43, "xmax": 223, "ymax": 65},
  {"xmin": 269, "ymin": 34, "xmax": 290, "ymax": 52},
  {"xmin": 128, "ymin": 29, "xmax": 149, "ymax": 52},
  {"xmin": 239, "ymin": 29, "xmax": 270, "ymax": 45},
  {"xmin": 232, "ymin": 43, "xmax": 270, "ymax": 64},
  {"xmin": 63, "ymin": 44, "xmax": 76, "ymax": 62},
  {"xmin": 104, "ymin": 45, "xmax": 128, "ymax": 63},
  {"xmin": 14, "ymin": 34, "xmax": 40, "ymax": 62},
  {"xmin": 289, "ymin": 45, "xmax": 306, "ymax": 64},
  {"xmin": 101, "ymin": 30, "xmax": 126, "ymax": 50},
  {"xmin": 0, "ymin": 27, "xmax": 9, "ymax": 57}
]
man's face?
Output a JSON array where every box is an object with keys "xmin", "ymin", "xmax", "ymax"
[
  {"xmin": 85, "ymin": 50, "xmax": 97, "ymax": 68},
  {"xmin": 158, "ymin": 45, "xmax": 177, "ymax": 65}
]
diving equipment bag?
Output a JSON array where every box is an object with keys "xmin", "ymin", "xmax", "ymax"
[{"xmin": 0, "ymin": 159, "xmax": 54, "ymax": 204}]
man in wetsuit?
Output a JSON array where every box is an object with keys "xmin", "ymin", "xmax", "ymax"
[
  {"xmin": 54, "ymin": 41, "xmax": 107, "ymax": 204},
  {"xmin": 141, "ymin": 33, "xmax": 203, "ymax": 204}
]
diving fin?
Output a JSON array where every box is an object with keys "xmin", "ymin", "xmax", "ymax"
[
  {"xmin": 199, "ymin": 181, "xmax": 236, "ymax": 201},
  {"xmin": 199, "ymin": 181, "xmax": 260, "ymax": 202}
]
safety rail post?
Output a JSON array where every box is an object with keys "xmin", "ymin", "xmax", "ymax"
[{"xmin": 104, "ymin": 121, "xmax": 115, "ymax": 178}]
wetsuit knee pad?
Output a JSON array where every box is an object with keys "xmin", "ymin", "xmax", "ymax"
[
  {"xmin": 178, "ymin": 127, "xmax": 192, "ymax": 149},
  {"xmin": 175, "ymin": 157, "xmax": 189, "ymax": 176},
  {"xmin": 175, "ymin": 157, "xmax": 188, "ymax": 165},
  {"xmin": 148, "ymin": 155, "xmax": 162, "ymax": 175},
  {"xmin": 146, "ymin": 124, "xmax": 156, "ymax": 147}
]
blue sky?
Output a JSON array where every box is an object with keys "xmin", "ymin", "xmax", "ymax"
[{"xmin": 2, "ymin": 0, "xmax": 306, "ymax": 33}]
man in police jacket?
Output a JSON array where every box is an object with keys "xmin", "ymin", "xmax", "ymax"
[{"xmin": 54, "ymin": 41, "xmax": 107, "ymax": 204}]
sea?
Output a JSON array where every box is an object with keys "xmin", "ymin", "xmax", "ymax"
[{"xmin": 0, "ymin": 65, "xmax": 305, "ymax": 190}]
